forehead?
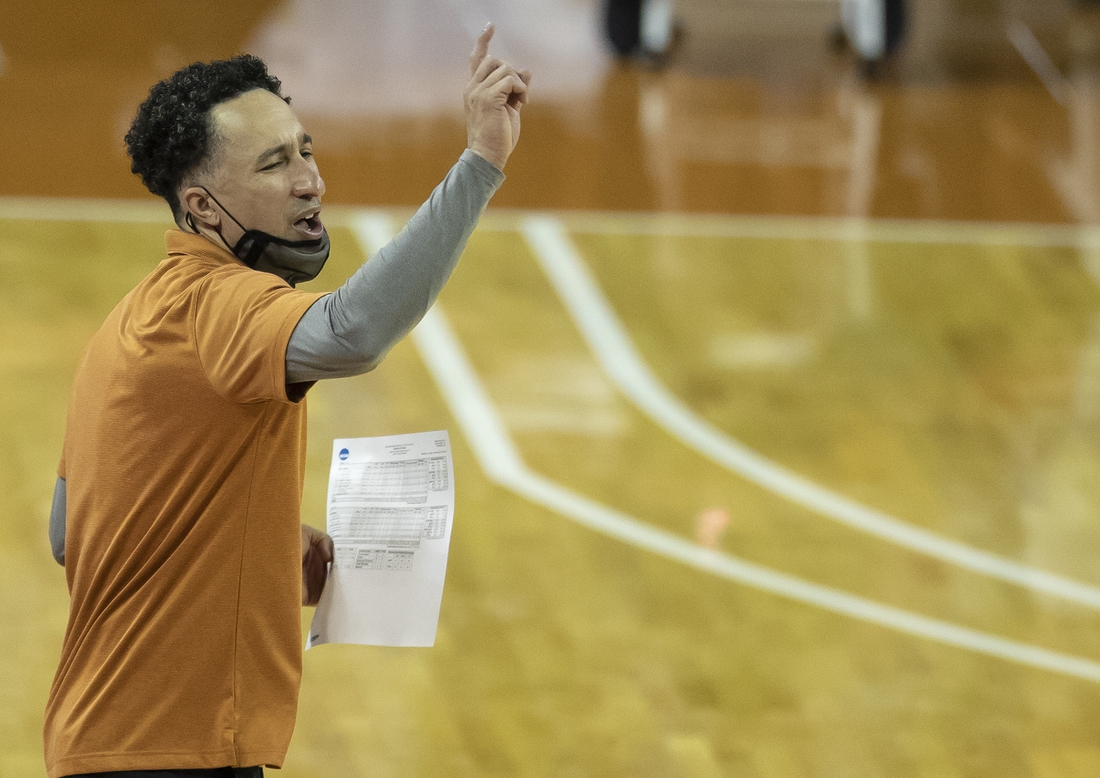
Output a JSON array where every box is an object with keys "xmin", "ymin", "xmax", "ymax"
[{"xmin": 208, "ymin": 89, "xmax": 303, "ymax": 159}]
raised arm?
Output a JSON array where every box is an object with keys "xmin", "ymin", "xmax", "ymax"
[{"xmin": 285, "ymin": 24, "xmax": 530, "ymax": 383}]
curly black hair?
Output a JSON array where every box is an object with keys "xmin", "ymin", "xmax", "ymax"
[{"xmin": 125, "ymin": 54, "xmax": 288, "ymax": 218}]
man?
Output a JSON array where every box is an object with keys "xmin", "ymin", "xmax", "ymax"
[{"xmin": 45, "ymin": 24, "xmax": 529, "ymax": 778}]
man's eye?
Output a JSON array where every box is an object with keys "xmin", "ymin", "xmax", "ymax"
[
  {"xmin": 302, "ymin": 149, "xmax": 313, "ymax": 159},
  {"xmin": 262, "ymin": 161, "xmax": 282, "ymax": 171}
]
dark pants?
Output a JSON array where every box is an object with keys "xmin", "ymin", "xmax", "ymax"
[{"xmin": 67, "ymin": 769, "xmax": 262, "ymax": 778}]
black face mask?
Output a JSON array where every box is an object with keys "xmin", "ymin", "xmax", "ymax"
[{"xmin": 188, "ymin": 189, "xmax": 330, "ymax": 288}]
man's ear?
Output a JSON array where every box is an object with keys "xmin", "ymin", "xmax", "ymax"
[{"xmin": 180, "ymin": 186, "xmax": 221, "ymax": 232}]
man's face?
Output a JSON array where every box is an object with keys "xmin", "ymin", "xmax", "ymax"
[{"xmin": 198, "ymin": 88, "xmax": 325, "ymax": 243}]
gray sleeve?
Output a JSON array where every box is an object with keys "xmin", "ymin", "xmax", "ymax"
[
  {"xmin": 50, "ymin": 476, "xmax": 66, "ymax": 566},
  {"xmin": 286, "ymin": 150, "xmax": 505, "ymax": 382}
]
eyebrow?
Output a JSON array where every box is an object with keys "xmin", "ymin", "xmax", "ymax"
[{"xmin": 257, "ymin": 134, "xmax": 312, "ymax": 165}]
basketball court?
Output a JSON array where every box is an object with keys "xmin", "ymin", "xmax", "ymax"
[{"xmin": 3, "ymin": 0, "xmax": 1100, "ymax": 775}]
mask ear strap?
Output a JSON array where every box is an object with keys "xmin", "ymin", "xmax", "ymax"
[
  {"xmin": 237, "ymin": 234, "xmax": 270, "ymax": 268},
  {"xmin": 188, "ymin": 187, "xmax": 241, "ymax": 256},
  {"xmin": 200, "ymin": 187, "xmax": 248, "ymax": 233}
]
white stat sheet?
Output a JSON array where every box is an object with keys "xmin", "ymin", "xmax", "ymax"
[{"xmin": 307, "ymin": 430, "xmax": 455, "ymax": 648}]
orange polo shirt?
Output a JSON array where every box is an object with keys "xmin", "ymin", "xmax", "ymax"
[{"xmin": 45, "ymin": 230, "xmax": 325, "ymax": 777}]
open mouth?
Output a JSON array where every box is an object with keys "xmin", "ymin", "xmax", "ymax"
[{"xmin": 294, "ymin": 213, "xmax": 324, "ymax": 239}]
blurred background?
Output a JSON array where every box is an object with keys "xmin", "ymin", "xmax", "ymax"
[
  {"xmin": 7, "ymin": 0, "xmax": 1100, "ymax": 776},
  {"xmin": 2, "ymin": 0, "xmax": 1095, "ymax": 220}
]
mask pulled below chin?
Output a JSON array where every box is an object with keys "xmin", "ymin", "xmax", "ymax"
[
  {"xmin": 231, "ymin": 227, "xmax": 331, "ymax": 288},
  {"xmin": 191, "ymin": 188, "xmax": 331, "ymax": 287}
]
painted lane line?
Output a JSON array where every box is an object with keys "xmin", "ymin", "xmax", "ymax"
[
  {"xmin": 1007, "ymin": 20, "xmax": 1069, "ymax": 106},
  {"xmin": 0, "ymin": 197, "xmax": 171, "ymax": 224},
  {"xmin": 0, "ymin": 197, "xmax": 368, "ymax": 227},
  {"xmin": 520, "ymin": 214, "xmax": 1100, "ymax": 610},
  {"xmin": 354, "ymin": 212, "xmax": 400, "ymax": 262},
  {"xmin": 485, "ymin": 209, "xmax": 1100, "ymax": 250},
  {"xmin": 351, "ymin": 210, "xmax": 1100, "ymax": 684},
  {"xmin": 3, "ymin": 195, "xmax": 1098, "ymax": 252},
  {"xmin": 410, "ymin": 301, "xmax": 1100, "ymax": 685}
]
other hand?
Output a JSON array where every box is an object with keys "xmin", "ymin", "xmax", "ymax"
[
  {"xmin": 301, "ymin": 523, "xmax": 334, "ymax": 607},
  {"xmin": 464, "ymin": 23, "xmax": 532, "ymax": 171}
]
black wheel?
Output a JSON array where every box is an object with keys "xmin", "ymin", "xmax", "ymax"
[
  {"xmin": 605, "ymin": 0, "xmax": 644, "ymax": 57},
  {"xmin": 883, "ymin": 0, "xmax": 907, "ymax": 57}
]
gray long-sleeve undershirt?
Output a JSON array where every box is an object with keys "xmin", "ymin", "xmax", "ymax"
[
  {"xmin": 286, "ymin": 150, "xmax": 503, "ymax": 381},
  {"xmin": 50, "ymin": 477, "xmax": 66, "ymax": 565},
  {"xmin": 49, "ymin": 150, "xmax": 504, "ymax": 565}
]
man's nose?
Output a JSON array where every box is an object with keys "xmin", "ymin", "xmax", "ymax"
[{"xmin": 293, "ymin": 164, "xmax": 325, "ymax": 199}]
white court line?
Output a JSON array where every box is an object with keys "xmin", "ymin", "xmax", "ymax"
[
  {"xmin": 1007, "ymin": 19, "xmax": 1069, "ymax": 106},
  {"xmin": 351, "ymin": 210, "xmax": 1100, "ymax": 685},
  {"xmin": 415, "ymin": 302, "xmax": 1100, "ymax": 684},
  {"xmin": 520, "ymin": 214, "xmax": 1100, "ymax": 611},
  {"xmin": 0, "ymin": 197, "xmax": 170, "ymax": 224},
  {"xmin": 484, "ymin": 209, "xmax": 1100, "ymax": 249},
  {"xmin": 0, "ymin": 196, "xmax": 372, "ymax": 228},
  {"xmin": 2, "ymin": 195, "xmax": 1098, "ymax": 251}
]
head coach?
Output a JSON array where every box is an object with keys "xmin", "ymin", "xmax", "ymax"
[{"xmin": 43, "ymin": 24, "xmax": 529, "ymax": 778}]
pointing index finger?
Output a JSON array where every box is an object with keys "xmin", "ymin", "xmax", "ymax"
[{"xmin": 470, "ymin": 22, "xmax": 495, "ymax": 77}]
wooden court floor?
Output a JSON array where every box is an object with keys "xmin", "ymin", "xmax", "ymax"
[
  {"xmin": 6, "ymin": 208, "xmax": 1100, "ymax": 776},
  {"xmin": 6, "ymin": 0, "xmax": 1100, "ymax": 776}
]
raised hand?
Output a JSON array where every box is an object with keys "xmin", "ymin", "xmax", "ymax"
[{"xmin": 464, "ymin": 23, "xmax": 532, "ymax": 171}]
